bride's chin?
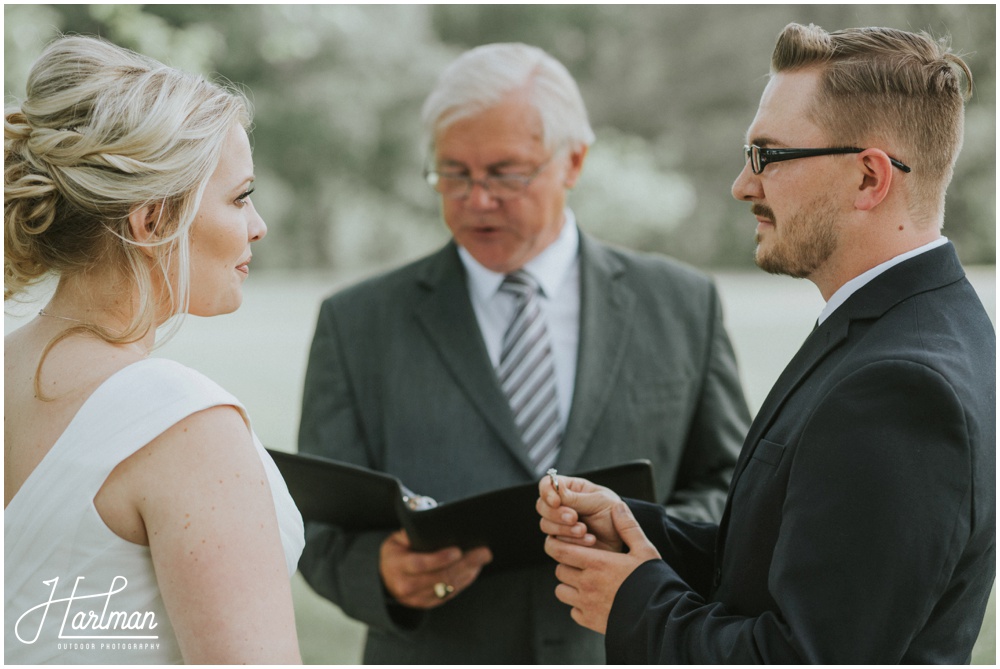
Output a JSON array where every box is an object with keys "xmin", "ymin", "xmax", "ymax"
[{"xmin": 185, "ymin": 293, "xmax": 244, "ymax": 318}]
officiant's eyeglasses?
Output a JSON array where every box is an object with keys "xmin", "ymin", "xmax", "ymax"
[
  {"xmin": 744, "ymin": 144, "xmax": 911, "ymax": 175},
  {"xmin": 424, "ymin": 158, "xmax": 553, "ymax": 200}
]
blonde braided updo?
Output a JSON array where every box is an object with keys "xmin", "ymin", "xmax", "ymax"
[{"xmin": 5, "ymin": 35, "xmax": 251, "ymax": 339}]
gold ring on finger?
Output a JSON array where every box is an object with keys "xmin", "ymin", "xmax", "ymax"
[{"xmin": 433, "ymin": 582, "xmax": 455, "ymax": 599}]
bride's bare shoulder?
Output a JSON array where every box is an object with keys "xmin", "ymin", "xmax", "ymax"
[
  {"xmin": 5, "ymin": 322, "xmax": 150, "ymax": 488},
  {"xmin": 8, "ymin": 323, "xmax": 147, "ymax": 398}
]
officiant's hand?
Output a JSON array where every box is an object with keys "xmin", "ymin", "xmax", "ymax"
[{"xmin": 379, "ymin": 529, "xmax": 493, "ymax": 609}]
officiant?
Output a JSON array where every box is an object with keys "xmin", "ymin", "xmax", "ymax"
[{"xmin": 296, "ymin": 41, "xmax": 750, "ymax": 664}]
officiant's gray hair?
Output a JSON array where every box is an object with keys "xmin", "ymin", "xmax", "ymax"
[{"xmin": 421, "ymin": 42, "xmax": 595, "ymax": 153}]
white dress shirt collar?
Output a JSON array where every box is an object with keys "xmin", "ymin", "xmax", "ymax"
[{"xmin": 818, "ymin": 236, "xmax": 949, "ymax": 325}]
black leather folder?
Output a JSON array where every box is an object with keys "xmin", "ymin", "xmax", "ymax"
[{"xmin": 266, "ymin": 449, "xmax": 657, "ymax": 572}]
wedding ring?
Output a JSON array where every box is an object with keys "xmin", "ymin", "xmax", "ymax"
[
  {"xmin": 433, "ymin": 582, "xmax": 455, "ymax": 599},
  {"xmin": 547, "ymin": 468, "xmax": 559, "ymax": 491}
]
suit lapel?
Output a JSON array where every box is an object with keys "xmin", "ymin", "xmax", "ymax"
[
  {"xmin": 558, "ymin": 234, "xmax": 635, "ymax": 473},
  {"xmin": 734, "ymin": 319, "xmax": 849, "ymax": 481},
  {"xmin": 412, "ymin": 244, "xmax": 536, "ymax": 475},
  {"xmin": 713, "ymin": 300, "xmax": 849, "ymax": 560}
]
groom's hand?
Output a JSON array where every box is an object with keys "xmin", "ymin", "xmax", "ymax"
[
  {"xmin": 543, "ymin": 502, "xmax": 661, "ymax": 634},
  {"xmin": 537, "ymin": 474, "xmax": 624, "ymax": 552}
]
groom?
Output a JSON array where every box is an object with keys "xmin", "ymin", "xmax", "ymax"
[{"xmin": 539, "ymin": 22, "xmax": 995, "ymax": 664}]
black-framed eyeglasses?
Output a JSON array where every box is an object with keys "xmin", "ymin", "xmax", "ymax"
[
  {"xmin": 744, "ymin": 144, "xmax": 912, "ymax": 175},
  {"xmin": 424, "ymin": 158, "xmax": 553, "ymax": 200}
]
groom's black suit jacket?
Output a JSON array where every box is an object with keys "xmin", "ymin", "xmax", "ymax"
[{"xmin": 608, "ymin": 242, "xmax": 996, "ymax": 663}]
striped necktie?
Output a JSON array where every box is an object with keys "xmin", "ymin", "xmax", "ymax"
[{"xmin": 496, "ymin": 271, "xmax": 561, "ymax": 474}]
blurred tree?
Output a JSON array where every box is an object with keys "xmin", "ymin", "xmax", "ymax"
[
  {"xmin": 195, "ymin": 4, "xmax": 456, "ymax": 270},
  {"xmin": 4, "ymin": 5, "xmax": 64, "ymax": 97},
  {"xmin": 4, "ymin": 4, "xmax": 994, "ymax": 270}
]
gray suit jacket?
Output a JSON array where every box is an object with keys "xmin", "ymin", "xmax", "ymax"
[{"xmin": 297, "ymin": 232, "xmax": 750, "ymax": 663}]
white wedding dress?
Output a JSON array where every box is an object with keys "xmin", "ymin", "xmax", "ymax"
[{"xmin": 4, "ymin": 358, "xmax": 304, "ymax": 664}]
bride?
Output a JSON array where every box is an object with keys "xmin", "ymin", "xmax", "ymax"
[{"xmin": 5, "ymin": 35, "xmax": 303, "ymax": 664}]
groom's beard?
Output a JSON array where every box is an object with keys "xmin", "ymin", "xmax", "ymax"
[{"xmin": 751, "ymin": 196, "xmax": 840, "ymax": 279}]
